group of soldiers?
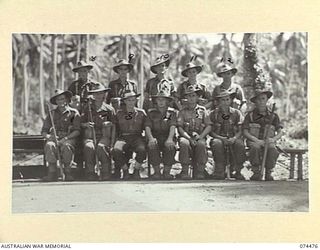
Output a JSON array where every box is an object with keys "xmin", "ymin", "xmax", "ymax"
[{"xmin": 41, "ymin": 54, "xmax": 283, "ymax": 182}]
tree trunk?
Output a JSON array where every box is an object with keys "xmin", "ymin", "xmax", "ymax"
[
  {"xmin": 23, "ymin": 53, "xmax": 29, "ymax": 118},
  {"xmin": 243, "ymin": 33, "xmax": 259, "ymax": 111},
  {"xmin": 85, "ymin": 34, "xmax": 90, "ymax": 62},
  {"xmin": 61, "ymin": 34, "xmax": 66, "ymax": 90},
  {"xmin": 125, "ymin": 34, "xmax": 129, "ymax": 59},
  {"xmin": 139, "ymin": 34, "xmax": 144, "ymax": 108},
  {"xmin": 52, "ymin": 34, "xmax": 58, "ymax": 89},
  {"xmin": 75, "ymin": 35, "xmax": 82, "ymax": 78},
  {"xmin": 39, "ymin": 34, "xmax": 45, "ymax": 119}
]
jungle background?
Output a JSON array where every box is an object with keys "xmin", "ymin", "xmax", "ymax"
[{"xmin": 12, "ymin": 33, "xmax": 308, "ymax": 178}]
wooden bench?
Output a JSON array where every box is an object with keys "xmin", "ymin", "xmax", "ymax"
[
  {"xmin": 13, "ymin": 135, "xmax": 47, "ymax": 179},
  {"xmin": 284, "ymin": 148, "xmax": 308, "ymax": 180}
]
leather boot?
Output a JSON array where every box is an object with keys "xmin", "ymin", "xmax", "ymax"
[
  {"xmin": 122, "ymin": 169, "xmax": 130, "ymax": 180},
  {"xmin": 163, "ymin": 165, "xmax": 173, "ymax": 180},
  {"xmin": 65, "ymin": 169, "xmax": 75, "ymax": 181},
  {"xmin": 195, "ymin": 164, "xmax": 206, "ymax": 180},
  {"xmin": 265, "ymin": 169, "xmax": 274, "ymax": 181},
  {"xmin": 42, "ymin": 171, "xmax": 58, "ymax": 182},
  {"xmin": 152, "ymin": 165, "xmax": 161, "ymax": 180},
  {"xmin": 212, "ymin": 164, "xmax": 225, "ymax": 180},
  {"xmin": 86, "ymin": 172, "xmax": 97, "ymax": 181},
  {"xmin": 250, "ymin": 165, "xmax": 262, "ymax": 181},
  {"xmin": 181, "ymin": 165, "xmax": 191, "ymax": 180}
]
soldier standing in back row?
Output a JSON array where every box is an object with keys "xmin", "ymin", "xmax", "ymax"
[
  {"xmin": 177, "ymin": 85, "xmax": 212, "ymax": 180},
  {"xmin": 41, "ymin": 90, "xmax": 81, "ymax": 182},
  {"xmin": 68, "ymin": 60, "xmax": 94, "ymax": 112},
  {"xmin": 107, "ymin": 55, "xmax": 137, "ymax": 111},
  {"xmin": 143, "ymin": 54, "xmax": 177, "ymax": 110},
  {"xmin": 242, "ymin": 88, "xmax": 283, "ymax": 181},
  {"xmin": 209, "ymin": 90, "xmax": 246, "ymax": 180},
  {"xmin": 177, "ymin": 57, "xmax": 212, "ymax": 110},
  {"xmin": 81, "ymin": 82, "xmax": 115, "ymax": 181},
  {"xmin": 112, "ymin": 90, "xmax": 147, "ymax": 180},
  {"xmin": 212, "ymin": 59, "xmax": 247, "ymax": 112},
  {"xmin": 145, "ymin": 79, "xmax": 177, "ymax": 180}
]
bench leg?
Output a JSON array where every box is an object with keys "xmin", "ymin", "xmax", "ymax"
[
  {"xmin": 297, "ymin": 153, "xmax": 303, "ymax": 180},
  {"xmin": 289, "ymin": 153, "xmax": 295, "ymax": 179}
]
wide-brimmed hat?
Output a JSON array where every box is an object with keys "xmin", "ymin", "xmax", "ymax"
[
  {"xmin": 121, "ymin": 90, "xmax": 141, "ymax": 100},
  {"xmin": 88, "ymin": 81, "xmax": 110, "ymax": 94},
  {"xmin": 215, "ymin": 89, "xmax": 236, "ymax": 99},
  {"xmin": 181, "ymin": 62, "xmax": 203, "ymax": 77},
  {"xmin": 250, "ymin": 88, "xmax": 273, "ymax": 103},
  {"xmin": 113, "ymin": 59, "xmax": 134, "ymax": 73},
  {"xmin": 72, "ymin": 60, "xmax": 93, "ymax": 72},
  {"xmin": 151, "ymin": 79, "xmax": 173, "ymax": 100},
  {"xmin": 216, "ymin": 62, "xmax": 237, "ymax": 77},
  {"xmin": 50, "ymin": 89, "xmax": 73, "ymax": 105},
  {"xmin": 184, "ymin": 85, "xmax": 203, "ymax": 97},
  {"xmin": 150, "ymin": 54, "xmax": 170, "ymax": 74}
]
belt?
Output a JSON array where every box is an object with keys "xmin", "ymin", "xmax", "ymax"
[{"xmin": 121, "ymin": 133, "xmax": 140, "ymax": 136}]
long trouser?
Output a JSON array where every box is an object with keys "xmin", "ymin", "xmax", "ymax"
[
  {"xmin": 247, "ymin": 141, "xmax": 279, "ymax": 175},
  {"xmin": 210, "ymin": 138, "xmax": 246, "ymax": 178},
  {"xmin": 179, "ymin": 137, "xmax": 207, "ymax": 178}
]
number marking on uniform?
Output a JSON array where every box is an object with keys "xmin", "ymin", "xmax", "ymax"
[
  {"xmin": 222, "ymin": 114, "xmax": 230, "ymax": 120},
  {"xmin": 125, "ymin": 112, "xmax": 133, "ymax": 120}
]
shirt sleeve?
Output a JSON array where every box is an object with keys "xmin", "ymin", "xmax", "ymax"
[
  {"xmin": 41, "ymin": 115, "xmax": 52, "ymax": 134},
  {"xmin": 236, "ymin": 85, "xmax": 246, "ymax": 102},
  {"xmin": 177, "ymin": 110, "xmax": 184, "ymax": 127},
  {"xmin": 169, "ymin": 111, "xmax": 177, "ymax": 127},
  {"xmin": 145, "ymin": 113, "xmax": 152, "ymax": 128},
  {"xmin": 203, "ymin": 109, "xmax": 213, "ymax": 126},
  {"xmin": 272, "ymin": 113, "xmax": 283, "ymax": 130},
  {"xmin": 242, "ymin": 113, "xmax": 251, "ymax": 130},
  {"xmin": 71, "ymin": 111, "xmax": 81, "ymax": 132}
]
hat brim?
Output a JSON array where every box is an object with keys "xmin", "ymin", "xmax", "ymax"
[
  {"xmin": 121, "ymin": 93, "xmax": 141, "ymax": 100},
  {"xmin": 72, "ymin": 65, "xmax": 93, "ymax": 72},
  {"xmin": 216, "ymin": 68, "xmax": 237, "ymax": 77},
  {"xmin": 151, "ymin": 95, "xmax": 173, "ymax": 100},
  {"xmin": 150, "ymin": 59, "xmax": 171, "ymax": 74},
  {"xmin": 113, "ymin": 63, "xmax": 133, "ymax": 73},
  {"xmin": 184, "ymin": 89, "xmax": 203, "ymax": 97},
  {"xmin": 88, "ymin": 88, "xmax": 111, "ymax": 94},
  {"xmin": 181, "ymin": 65, "xmax": 202, "ymax": 77},
  {"xmin": 250, "ymin": 91, "xmax": 273, "ymax": 103},
  {"xmin": 216, "ymin": 92, "xmax": 236, "ymax": 99},
  {"xmin": 50, "ymin": 91, "xmax": 73, "ymax": 105}
]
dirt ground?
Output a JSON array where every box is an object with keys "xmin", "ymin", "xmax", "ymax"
[{"xmin": 12, "ymin": 180, "xmax": 308, "ymax": 213}]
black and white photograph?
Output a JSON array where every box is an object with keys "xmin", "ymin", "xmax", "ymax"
[{"xmin": 12, "ymin": 32, "xmax": 308, "ymax": 213}]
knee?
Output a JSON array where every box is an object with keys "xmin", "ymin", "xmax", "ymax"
[
  {"xmin": 196, "ymin": 139, "xmax": 206, "ymax": 148},
  {"xmin": 45, "ymin": 141, "xmax": 56, "ymax": 149},
  {"xmin": 102, "ymin": 121, "xmax": 112, "ymax": 128},
  {"xmin": 211, "ymin": 139, "xmax": 223, "ymax": 150},
  {"xmin": 84, "ymin": 141, "xmax": 95, "ymax": 151},
  {"xmin": 136, "ymin": 144, "xmax": 146, "ymax": 153},
  {"xmin": 179, "ymin": 138, "xmax": 190, "ymax": 147}
]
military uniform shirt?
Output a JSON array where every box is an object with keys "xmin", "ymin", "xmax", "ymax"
[
  {"xmin": 114, "ymin": 108, "xmax": 146, "ymax": 136},
  {"xmin": 176, "ymin": 80, "xmax": 211, "ymax": 101},
  {"xmin": 68, "ymin": 79, "xmax": 95, "ymax": 103},
  {"xmin": 209, "ymin": 107, "xmax": 243, "ymax": 137},
  {"xmin": 107, "ymin": 78, "xmax": 137, "ymax": 104},
  {"xmin": 242, "ymin": 107, "xmax": 282, "ymax": 139},
  {"xmin": 212, "ymin": 82, "xmax": 246, "ymax": 108},
  {"xmin": 81, "ymin": 102, "xmax": 115, "ymax": 138},
  {"xmin": 145, "ymin": 107, "xmax": 177, "ymax": 137},
  {"xmin": 177, "ymin": 104, "xmax": 212, "ymax": 135},
  {"xmin": 41, "ymin": 106, "xmax": 81, "ymax": 137}
]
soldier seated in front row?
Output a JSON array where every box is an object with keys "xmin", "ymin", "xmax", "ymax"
[
  {"xmin": 112, "ymin": 90, "xmax": 147, "ymax": 180},
  {"xmin": 209, "ymin": 90, "xmax": 246, "ymax": 180},
  {"xmin": 145, "ymin": 80, "xmax": 178, "ymax": 180},
  {"xmin": 41, "ymin": 90, "xmax": 81, "ymax": 182},
  {"xmin": 242, "ymin": 88, "xmax": 283, "ymax": 181},
  {"xmin": 177, "ymin": 85, "xmax": 212, "ymax": 180},
  {"xmin": 81, "ymin": 82, "xmax": 115, "ymax": 181}
]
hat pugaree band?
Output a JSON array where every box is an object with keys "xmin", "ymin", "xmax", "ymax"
[
  {"xmin": 181, "ymin": 62, "xmax": 203, "ymax": 77},
  {"xmin": 250, "ymin": 88, "xmax": 273, "ymax": 103},
  {"xmin": 216, "ymin": 62, "xmax": 237, "ymax": 77},
  {"xmin": 72, "ymin": 60, "xmax": 93, "ymax": 72},
  {"xmin": 150, "ymin": 54, "xmax": 170, "ymax": 74},
  {"xmin": 184, "ymin": 85, "xmax": 203, "ymax": 97},
  {"xmin": 88, "ymin": 81, "xmax": 110, "ymax": 94}
]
